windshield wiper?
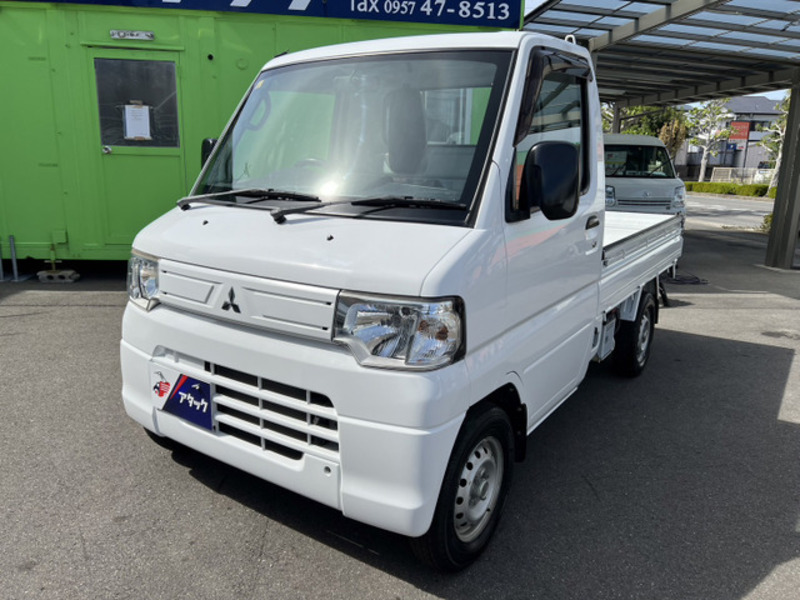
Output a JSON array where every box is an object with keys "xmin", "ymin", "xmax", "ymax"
[
  {"xmin": 178, "ymin": 188, "xmax": 320, "ymax": 211},
  {"xmin": 270, "ymin": 196, "xmax": 466, "ymax": 224},
  {"xmin": 180, "ymin": 192, "xmax": 468, "ymax": 224},
  {"xmin": 270, "ymin": 199, "xmax": 353, "ymax": 224},
  {"xmin": 609, "ymin": 164, "xmax": 626, "ymax": 176},
  {"xmin": 351, "ymin": 196, "xmax": 468, "ymax": 212},
  {"xmin": 645, "ymin": 162, "xmax": 668, "ymax": 178}
]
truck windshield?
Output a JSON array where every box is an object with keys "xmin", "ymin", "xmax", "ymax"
[
  {"xmin": 196, "ymin": 50, "xmax": 511, "ymax": 224},
  {"xmin": 605, "ymin": 145, "xmax": 676, "ymax": 179}
]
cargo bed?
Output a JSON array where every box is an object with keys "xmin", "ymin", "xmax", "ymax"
[{"xmin": 600, "ymin": 211, "xmax": 683, "ymax": 313}]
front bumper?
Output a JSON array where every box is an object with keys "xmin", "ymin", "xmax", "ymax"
[{"xmin": 121, "ymin": 302, "xmax": 468, "ymax": 537}]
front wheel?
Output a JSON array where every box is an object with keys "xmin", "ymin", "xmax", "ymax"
[{"xmin": 410, "ymin": 405, "xmax": 514, "ymax": 571}]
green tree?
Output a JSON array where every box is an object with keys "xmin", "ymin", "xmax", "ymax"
[
  {"xmin": 758, "ymin": 95, "xmax": 789, "ymax": 191},
  {"xmin": 622, "ymin": 106, "xmax": 684, "ymax": 137},
  {"xmin": 601, "ymin": 102, "xmax": 614, "ymax": 133},
  {"xmin": 687, "ymin": 99, "xmax": 731, "ymax": 182},
  {"xmin": 659, "ymin": 119, "xmax": 687, "ymax": 160},
  {"xmin": 602, "ymin": 104, "xmax": 686, "ymax": 137}
]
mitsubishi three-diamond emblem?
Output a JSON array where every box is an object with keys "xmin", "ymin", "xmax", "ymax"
[{"xmin": 221, "ymin": 288, "xmax": 241, "ymax": 313}]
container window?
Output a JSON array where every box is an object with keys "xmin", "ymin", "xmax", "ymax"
[{"xmin": 94, "ymin": 58, "xmax": 179, "ymax": 148}]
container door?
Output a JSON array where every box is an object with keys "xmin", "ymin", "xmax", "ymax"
[{"xmin": 87, "ymin": 49, "xmax": 187, "ymax": 247}]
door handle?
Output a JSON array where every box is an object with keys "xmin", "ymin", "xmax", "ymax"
[
  {"xmin": 586, "ymin": 215, "xmax": 600, "ymax": 230},
  {"xmin": 102, "ymin": 145, "xmax": 113, "ymax": 155}
]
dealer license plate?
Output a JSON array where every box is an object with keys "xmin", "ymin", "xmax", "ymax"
[{"xmin": 157, "ymin": 373, "xmax": 213, "ymax": 431}]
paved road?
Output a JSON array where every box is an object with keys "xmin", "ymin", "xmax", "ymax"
[
  {"xmin": 1, "ymin": 224, "xmax": 799, "ymax": 599},
  {"xmin": 686, "ymin": 192, "xmax": 774, "ymax": 231}
]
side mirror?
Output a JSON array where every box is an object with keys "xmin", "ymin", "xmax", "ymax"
[
  {"xmin": 201, "ymin": 138, "xmax": 218, "ymax": 167},
  {"xmin": 520, "ymin": 141, "xmax": 579, "ymax": 221}
]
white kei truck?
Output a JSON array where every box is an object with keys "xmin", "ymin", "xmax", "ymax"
[
  {"xmin": 121, "ymin": 31, "xmax": 683, "ymax": 571},
  {"xmin": 604, "ymin": 133, "xmax": 687, "ymax": 221}
]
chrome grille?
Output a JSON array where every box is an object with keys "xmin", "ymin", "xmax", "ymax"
[
  {"xmin": 157, "ymin": 259, "xmax": 338, "ymax": 342},
  {"xmin": 617, "ymin": 198, "xmax": 672, "ymax": 209},
  {"xmin": 203, "ymin": 361, "xmax": 339, "ymax": 461}
]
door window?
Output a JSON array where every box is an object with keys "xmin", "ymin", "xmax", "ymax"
[
  {"xmin": 94, "ymin": 58, "xmax": 179, "ymax": 148},
  {"xmin": 513, "ymin": 71, "xmax": 588, "ymax": 209}
]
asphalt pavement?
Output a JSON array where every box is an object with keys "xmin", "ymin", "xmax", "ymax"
[
  {"xmin": 1, "ymin": 219, "xmax": 800, "ymax": 599},
  {"xmin": 685, "ymin": 192, "xmax": 773, "ymax": 230}
]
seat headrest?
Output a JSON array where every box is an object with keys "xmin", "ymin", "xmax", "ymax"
[{"xmin": 385, "ymin": 88, "xmax": 427, "ymax": 175}]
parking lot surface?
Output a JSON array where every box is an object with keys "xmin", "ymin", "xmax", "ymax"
[{"xmin": 2, "ymin": 222, "xmax": 800, "ymax": 599}]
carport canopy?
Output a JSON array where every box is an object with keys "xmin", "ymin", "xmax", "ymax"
[{"xmin": 524, "ymin": 0, "xmax": 800, "ymax": 268}]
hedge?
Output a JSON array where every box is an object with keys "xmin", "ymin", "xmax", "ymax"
[{"xmin": 685, "ymin": 182, "xmax": 770, "ymax": 197}]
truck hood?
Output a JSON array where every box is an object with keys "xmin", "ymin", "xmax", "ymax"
[{"xmin": 132, "ymin": 206, "xmax": 471, "ymax": 296}]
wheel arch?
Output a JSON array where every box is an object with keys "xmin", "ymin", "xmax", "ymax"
[
  {"xmin": 645, "ymin": 277, "xmax": 660, "ymax": 324},
  {"xmin": 620, "ymin": 277, "xmax": 660, "ymax": 325},
  {"xmin": 468, "ymin": 383, "xmax": 527, "ymax": 462}
]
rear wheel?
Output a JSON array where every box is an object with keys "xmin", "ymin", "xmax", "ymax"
[
  {"xmin": 410, "ymin": 405, "xmax": 513, "ymax": 571},
  {"xmin": 613, "ymin": 290, "xmax": 656, "ymax": 377}
]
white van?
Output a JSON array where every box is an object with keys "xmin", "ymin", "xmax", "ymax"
[{"xmin": 604, "ymin": 134, "xmax": 686, "ymax": 220}]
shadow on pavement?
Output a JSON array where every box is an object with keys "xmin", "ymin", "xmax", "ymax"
[
  {"xmin": 163, "ymin": 327, "xmax": 800, "ymax": 599},
  {"xmin": 0, "ymin": 259, "xmax": 126, "ymax": 299},
  {"xmin": 670, "ymin": 229, "xmax": 800, "ymax": 301}
]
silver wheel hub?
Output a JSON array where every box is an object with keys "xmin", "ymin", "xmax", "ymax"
[
  {"xmin": 453, "ymin": 436, "xmax": 504, "ymax": 543},
  {"xmin": 636, "ymin": 311, "xmax": 652, "ymax": 364}
]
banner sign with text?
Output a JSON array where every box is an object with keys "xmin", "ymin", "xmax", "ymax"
[
  {"xmin": 38, "ymin": 0, "xmax": 522, "ymax": 29},
  {"xmin": 729, "ymin": 121, "xmax": 751, "ymax": 141}
]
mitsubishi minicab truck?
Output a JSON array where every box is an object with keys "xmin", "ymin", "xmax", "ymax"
[{"xmin": 121, "ymin": 31, "xmax": 683, "ymax": 571}]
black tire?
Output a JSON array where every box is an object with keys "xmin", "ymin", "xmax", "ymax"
[
  {"xmin": 410, "ymin": 405, "xmax": 514, "ymax": 571},
  {"xmin": 613, "ymin": 290, "xmax": 656, "ymax": 378}
]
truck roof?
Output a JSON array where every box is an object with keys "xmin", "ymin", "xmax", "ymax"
[{"xmin": 264, "ymin": 31, "xmax": 587, "ymax": 71}]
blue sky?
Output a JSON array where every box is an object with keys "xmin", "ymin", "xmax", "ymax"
[
  {"xmin": 751, "ymin": 90, "xmax": 788, "ymax": 101},
  {"xmin": 524, "ymin": 0, "xmax": 548, "ymax": 11}
]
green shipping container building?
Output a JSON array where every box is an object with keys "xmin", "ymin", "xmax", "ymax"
[{"xmin": 0, "ymin": 0, "xmax": 520, "ymax": 261}]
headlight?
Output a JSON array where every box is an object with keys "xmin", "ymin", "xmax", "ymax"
[
  {"xmin": 605, "ymin": 185, "xmax": 617, "ymax": 208},
  {"xmin": 127, "ymin": 252, "xmax": 160, "ymax": 309},
  {"xmin": 673, "ymin": 185, "xmax": 686, "ymax": 208},
  {"xmin": 334, "ymin": 293, "xmax": 464, "ymax": 370}
]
